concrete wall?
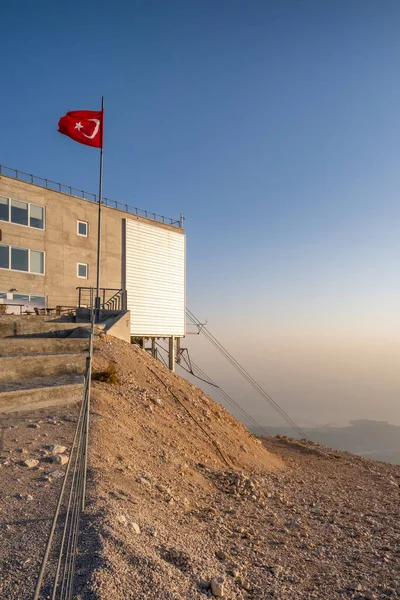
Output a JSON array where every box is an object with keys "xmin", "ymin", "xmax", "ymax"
[
  {"xmin": 104, "ymin": 310, "xmax": 131, "ymax": 343},
  {"xmin": 0, "ymin": 175, "xmax": 183, "ymax": 310}
]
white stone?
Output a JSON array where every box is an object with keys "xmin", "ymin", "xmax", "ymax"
[
  {"xmin": 137, "ymin": 477, "xmax": 151, "ymax": 486},
  {"xmin": 211, "ymin": 577, "xmax": 225, "ymax": 597},
  {"xmin": 129, "ymin": 522, "xmax": 140, "ymax": 534},
  {"xmin": 22, "ymin": 459, "xmax": 39, "ymax": 468},
  {"xmin": 52, "ymin": 454, "xmax": 69, "ymax": 465},
  {"xmin": 49, "ymin": 445, "xmax": 67, "ymax": 454},
  {"xmin": 116, "ymin": 514, "xmax": 127, "ymax": 525}
]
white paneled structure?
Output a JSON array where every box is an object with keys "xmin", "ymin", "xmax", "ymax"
[{"xmin": 125, "ymin": 219, "xmax": 186, "ymax": 337}]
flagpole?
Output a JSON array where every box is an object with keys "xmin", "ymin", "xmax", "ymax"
[
  {"xmin": 84, "ymin": 97, "xmax": 103, "ymax": 510},
  {"xmin": 94, "ymin": 96, "xmax": 104, "ymax": 324}
]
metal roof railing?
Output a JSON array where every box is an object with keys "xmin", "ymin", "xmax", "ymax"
[{"xmin": 0, "ymin": 164, "xmax": 184, "ymax": 228}]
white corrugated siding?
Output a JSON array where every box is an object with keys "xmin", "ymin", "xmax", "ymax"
[{"xmin": 125, "ymin": 219, "xmax": 186, "ymax": 336}]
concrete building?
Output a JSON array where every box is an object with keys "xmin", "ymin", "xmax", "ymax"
[{"xmin": 0, "ymin": 165, "xmax": 186, "ymax": 339}]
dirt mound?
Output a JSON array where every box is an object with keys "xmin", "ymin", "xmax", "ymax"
[{"xmin": 76, "ymin": 336, "xmax": 400, "ymax": 600}]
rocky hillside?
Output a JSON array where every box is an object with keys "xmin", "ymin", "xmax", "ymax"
[{"xmin": 72, "ymin": 337, "xmax": 400, "ymax": 600}]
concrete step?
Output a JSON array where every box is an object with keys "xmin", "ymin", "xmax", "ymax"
[
  {"xmin": 0, "ymin": 353, "xmax": 87, "ymax": 383},
  {"xmin": 0, "ymin": 374, "xmax": 84, "ymax": 413},
  {"xmin": 0, "ymin": 338, "xmax": 89, "ymax": 356},
  {"xmin": 0, "ymin": 316, "xmax": 93, "ymax": 338}
]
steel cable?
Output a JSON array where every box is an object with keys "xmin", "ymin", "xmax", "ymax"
[
  {"xmin": 33, "ymin": 349, "xmax": 93, "ymax": 600},
  {"xmin": 186, "ymin": 309, "xmax": 308, "ymax": 440},
  {"xmin": 155, "ymin": 341, "xmax": 271, "ymax": 439}
]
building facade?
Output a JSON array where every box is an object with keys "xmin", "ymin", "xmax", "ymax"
[{"xmin": 0, "ymin": 168, "xmax": 186, "ymax": 337}]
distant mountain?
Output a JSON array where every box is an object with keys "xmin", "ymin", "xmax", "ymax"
[{"xmin": 251, "ymin": 419, "xmax": 400, "ymax": 465}]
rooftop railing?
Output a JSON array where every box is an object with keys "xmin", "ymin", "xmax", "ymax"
[{"xmin": 0, "ymin": 164, "xmax": 184, "ymax": 228}]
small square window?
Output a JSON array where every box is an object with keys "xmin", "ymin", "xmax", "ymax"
[
  {"xmin": 77, "ymin": 221, "xmax": 88, "ymax": 237},
  {"xmin": 77, "ymin": 263, "xmax": 88, "ymax": 278}
]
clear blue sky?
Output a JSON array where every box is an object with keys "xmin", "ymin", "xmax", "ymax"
[{"xmin": 2, "ymin": 1, "xmax": 400, "ymax": 426}]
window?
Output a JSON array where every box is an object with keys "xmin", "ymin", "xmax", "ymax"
[
  {"xmin": 0, "ymin": 197, "xmax": 45, "ymax": 230},
  {"xmin": 13, "ymin": 293, "xmax": 29, "ymax": 301},
  {"xmin": 0, "ymin": 245, "xmax": 8, "ymax": 269},
  {"xmin": 30, "ymin": 250, "xmax": 44, "ymax": 274},
  {"xmin": 0, "ymin": 244, "xmax": 45, "ymax": 274},
  {"xmin": 30, "ymin": 295, "xmax": 45, "ymax": 304},
  {"xmin": 11, "ymin": 199, "xmax": 28, "ymax": 226},
  {"xmin": 77, "ymin": 220, "xmax": 88, "ymax": 237},
  {"xmin": 77, "ymin": 263, "xmax": 88, "ymax": 278},
  {"xmin": 0, "ymin": 197, "xmax": 9, "ymax": 222},
  {"xmin": 11, "ymin": 247, "xmax": 28, "ymax": 271},
  {"xmin": 30, "ymin": 204, "xmax": 44, "ymax": 229},
  {"xmin": 0, "ymin": 292, "xmax": 6, "ymax": 299}
]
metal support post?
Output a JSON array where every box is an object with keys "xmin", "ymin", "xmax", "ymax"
[
  {"xmin": 151, "ymin": 338, "xmax": 156, "ymax": 358},
  {"xmin": 95, "ymin": 96, "xmax": 104, "ymax": 324},
  {"xmin": 176, "ymin": 337, "xmax": 181, "ymax": 364},
  {"xmin": 169, "ymin": 336, "xmax": 175, "ymax": 372}
]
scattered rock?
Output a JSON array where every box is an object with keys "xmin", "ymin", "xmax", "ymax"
[
  {"xmin": 48, "ymin": 445, "xmax": 67, "ymax": 454},
  {"xmin": 63, "ymin": 416, "xmax": 77, "ymax": 423},
  {"xmin": 21, "ymin": 557, "xmax": 32, "ymax": 567},
  {"xmin": 137, "ymin": 477, "xmax": 151, "ymax": 486},
  {"xmin": 27, "ymin": 424, "xmax": 40, "ymax": 429},
  {"xmin": 156, "ymin": 483, "xmax": 171, "ymax": 494},
  {"xmin": 364, "ymin": 593, "xmax": 376, "ymax": 600},
  {"xmin": 116, "ymin": 514, "xmax": 127, "ymax": 525},
  {"xmin": 52, "ymin": 454, "xmax": 69, "ymax": 465},
  {"xmin": 349, "ymin": 583, "xmax": 362, "ymax": 591},
  {"xmin": 211, "ymin": 577, "xmax": 225, "ymax": 597},
  {"xmin": 21, "ymin": 459, "xmax": 39, "ymax": 469},
  {"xmin": 50, "ymin": 470, "xmax": 65, "ymax": 479},
  {"xmin": 271, "ymin": 565, "xmax": 282, "ymax": 577},
  {"xmin": 129, "ymin": 522, "xmax": 140, "ymax": 534},
  {"xmin": 15, "ymin": 493, "xmax": 34, "ymax": 501},
  {"xmin": 41, "ymin": 475, "xmax": 53, "ymax": 483}
]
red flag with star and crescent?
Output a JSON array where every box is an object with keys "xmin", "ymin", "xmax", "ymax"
[{"xmin": 58, "ymin": 110, "xmax": 103, "ymax": 148}]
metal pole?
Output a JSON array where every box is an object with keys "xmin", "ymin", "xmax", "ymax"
[
  {"xmin": 82, "ymin": 356, "xmax": 91, "ymax": 511},
  {"xmin": 95, "ymin": 96, "xmax": 104, "ymax": 324},
  {"xmin": 169, "ymin": 336, "xmax": 175, "ymax": 372}
]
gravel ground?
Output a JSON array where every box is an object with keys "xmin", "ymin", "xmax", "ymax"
[
  {"xmin": 0, "ymin": 406, "xmax": 78, "ymax": 599},
  {"xmin": 2, "ymin": 336, "xmax": 399, "ymax": 600},
  {"xmin": 73, "ymin": 337, "xmax": 400, "ymax": 600}
]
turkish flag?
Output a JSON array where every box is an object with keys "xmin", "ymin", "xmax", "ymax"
[{"xmin": 58, "ymin": 110, "xmax": 103, "ymax": 148}]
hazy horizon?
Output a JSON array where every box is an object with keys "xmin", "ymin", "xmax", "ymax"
[{"xmin": 182, "ymin": 321, "xmax": 400, "ymax": 429}]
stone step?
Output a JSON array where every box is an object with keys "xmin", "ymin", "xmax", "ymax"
[
  {"xmin": 0, "ymin": 316, "xmax": 93, "ymax": 338},
  {"xmin": 0, "ymin": 353, "xmax": 87, "ymax": 382},
  {"xmin": 0, "ymin": 338, "xmax": 89, "ymax": 356},
  {"xmin": 0, "ymin": 374, "xmax": 84, "ymax": 413}
]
